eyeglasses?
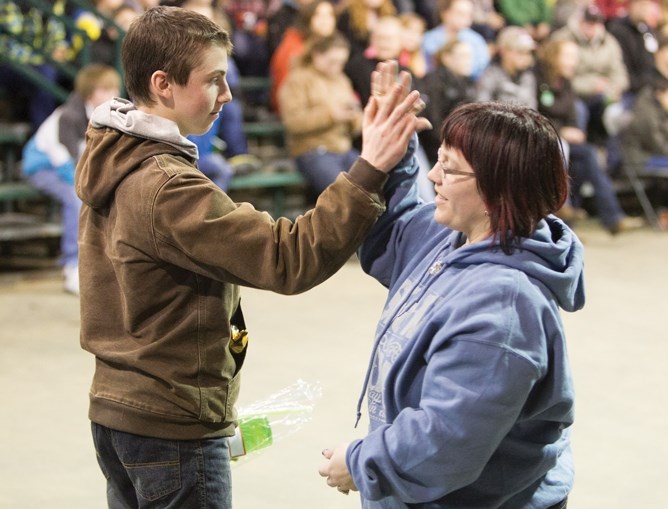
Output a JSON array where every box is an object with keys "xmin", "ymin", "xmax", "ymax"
[{"xmin": 437, "ymin": 148, "xmax": 476, "ymax": 180}]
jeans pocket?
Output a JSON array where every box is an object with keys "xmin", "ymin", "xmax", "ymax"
[{"xmin": 112, "ymin": 430, "xmax": 182, "ymax": 502}]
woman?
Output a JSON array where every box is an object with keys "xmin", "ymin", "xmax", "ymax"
[
  {"xmin": 269, "ymin": 0, "xmax": 337, "ymax": 112},
  {"xmin": 536, "ymin": 38, "xmax": 641, "ymax": 234},
  {"xmin": 278, "ymin": 33, "xmax": 363, "ymax": 194},
  {"xmin": 319, "ymin": 101, "xmax": 585, "ymax": 509}
]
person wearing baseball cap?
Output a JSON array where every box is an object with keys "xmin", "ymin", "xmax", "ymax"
[{"xmin": 476, "ymin": 26, "xmax": 538, "ymax": 109}]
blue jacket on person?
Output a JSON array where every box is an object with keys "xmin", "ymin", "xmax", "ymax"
[{"xmin": 349, "ymin": 147, "xmax": 585, "ymax": 508}]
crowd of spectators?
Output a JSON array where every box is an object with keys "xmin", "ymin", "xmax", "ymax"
[{"xmin": 3, "ymin": 0, "xmax": 668, "ymax": 240}]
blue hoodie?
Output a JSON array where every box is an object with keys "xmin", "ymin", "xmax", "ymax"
[{"xmin": 348, "ymin": 149, "xmax": 585, "ymax": 509}]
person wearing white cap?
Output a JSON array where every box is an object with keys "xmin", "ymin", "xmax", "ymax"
[
  {"xmin": 551, "ymin": 3, "xmax": 629, "ymax": 145},
  {"xmin": 476, "ymin": 25, "xmax": 538, "ymax": 108}
]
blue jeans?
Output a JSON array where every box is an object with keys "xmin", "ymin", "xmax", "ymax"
[
  {"xmin": 295, "ymin": 148, "xmax": 359, "ymax": 194},
  {"xmin": 568, "ymin": 142, "xmax": 624, "ymax": 229},
  {"xmin": 198, "ymin": 153, "xmax": 234, "ymax": 191},
  {"xmin": 26, "ymin": 170, "xmax": 80, "ymax": 267},
  {"xmin": 92, "ymin": 423, "xmax": 232, "ymax": 509}
]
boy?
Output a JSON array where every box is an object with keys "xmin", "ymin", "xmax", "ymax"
[
  {"xmin": 21, "ymin": 63, "xmax": 121, "ymax": 294},
  {"xmin": 76, "ymin": 6, "xmax": 424, "ymax": 508}
]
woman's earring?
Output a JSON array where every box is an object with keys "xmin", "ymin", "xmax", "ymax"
[{"xmin": 484, "ymin": 210, "xmax": 489, "ymax": 216}]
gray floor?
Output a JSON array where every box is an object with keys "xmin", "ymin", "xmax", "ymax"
[{"xmin": 1, "ymin": 222, "xmax": 667, "ymax": 509}]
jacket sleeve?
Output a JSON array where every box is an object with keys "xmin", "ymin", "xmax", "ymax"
[
  {"xmin": 152, "ymin": 157, "xmax": 387, "ymax": 294},
  {"xmin": 358, "ymin": 137, "xmax": 433, "ymax": 288},
  {"xmin": 346, "ymin": 274, "xmax": 549, "ymax": 503}
]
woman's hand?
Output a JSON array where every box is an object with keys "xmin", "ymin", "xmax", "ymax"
[
  {"xmin": 318, "ymin": 443, "xmax": 358, "ymax": 495},
  {"xmin": 360, "ymin": 60, "xmax": 431, "ymax": 173}
]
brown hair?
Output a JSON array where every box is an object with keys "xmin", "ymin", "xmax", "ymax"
[
  {"xmin": 537, "ymin": 38, "xmax": 570, "ymax": 86},
  {"xmin": 347, "ymin": 0, "xmax": 396, "ymax": 41},
  {"xmin": 74, "ymin": 64, "xmax": 121, "ymax": 99},
  {"xmin": 440, "ymin": 102, "xmax": 569, "ymax": 252},
  {"xmin": 296, "ymin": 0, "xmax": 335, "ymax": 36},
  {"xmin": 299, "ymin": 32, "xmax": 350, "ymax": 66},
  {"xmin": 121, "ymin": 6, "xmax": 232, "ymax": 106}
]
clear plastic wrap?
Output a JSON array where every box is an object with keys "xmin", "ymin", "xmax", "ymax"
[{"xmin": 229, "ymin": 379, "xmax": 322, "ymax": 461}]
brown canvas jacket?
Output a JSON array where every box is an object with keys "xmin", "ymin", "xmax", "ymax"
[{"xmin": 76, "ymin": 102, "xmax": 387, "ymax": 440}]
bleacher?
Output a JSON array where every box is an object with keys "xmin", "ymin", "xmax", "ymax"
[{"xmin": 0, "ymin": 1, "xmax": 308, "ymax": 260}]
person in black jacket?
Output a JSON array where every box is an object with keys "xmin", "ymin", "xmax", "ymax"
[
  {"xmin": 419, "ymin": 39, "xmax": 476, "ymax": 164},
  {"xmin": 607, "ymin": 0, "xmax": 662, "ymax": 97}
]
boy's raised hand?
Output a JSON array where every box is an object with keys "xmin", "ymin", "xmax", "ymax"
[{"xmin": 360, "ymin": 60, "xmax": 431, "ymax": 173}]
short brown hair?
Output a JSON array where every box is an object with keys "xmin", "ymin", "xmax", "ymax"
[
  {"xmin": 74, "ymin": 64, "xmax": 121, "ymax": 100},
  {"xmin": 440, "ymin": 102, "xmax": 569, "ymax": 252},
  {"xmin": 121, "ymin": 6, "xmax": 232, "ymax": 106}
]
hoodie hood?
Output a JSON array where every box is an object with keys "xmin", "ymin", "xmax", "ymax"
[
  {"xmin": 76, "ymin": 98, "xmax": 199, "ymax": 209},
  {"xmin": 448, "ymin": 216, "xmax": 585, "ymax": 312}
]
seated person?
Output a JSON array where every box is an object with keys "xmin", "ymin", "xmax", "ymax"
[
  {"xmin": 421, "ymin": 0, "xmax": 490, "ymax": 80},
  {"xmin": 278, "ymin": 34, "xmax": 363, "ymax": 194},
  {"xmin": 476, "ymin": 25, "xmax": 537, "ymax": 109},
  {"xmin": 345, "ymin": 15, "xmax": 405, "ymax": 107},
  {"xmin": 536, "ymin": 38, "xmax": 643, "ymax": 234},
  {"xmin": 270, "ymin": 0, "xmax": 337, "ymax": 112},
  {"xmin": 621, "ymin": 75, "xmax": 668, "ymax": 176},
  {"xmin": 21, "ymin": 64, "xmax": 121, "ymax": 294},
  {"xmin": 419, "ymin": 39, "xmax": 476, "ymax": 163}
]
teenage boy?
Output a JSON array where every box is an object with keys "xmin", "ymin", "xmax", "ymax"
[{"xmin": 76, "ymin": 6, "xmax": 425, "ymax": 508}]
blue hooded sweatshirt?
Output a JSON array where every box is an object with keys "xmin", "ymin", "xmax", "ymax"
[{"xmin": 348, "ymin": 147, "xmax": 585, "ymax": 509}]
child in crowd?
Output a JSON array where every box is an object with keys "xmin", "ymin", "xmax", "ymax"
[
  {"xmin": 476, "ymin": 25, "xmax": 538, "ymax": 108},
  {"xmin": 279, "ymin": 33, "xmax": 363, "ymax": 193},
  {"xmin": 419, "ymin": 39, "xmax": 476, "ymax": 162},
  {"xmin": 422, "ymin": 0, "xmax": 490, "ymax": 80},
  {"xmin": 21, "ymin": 64, "xmax": 121, "ymax": 295},
  {"xmin": 345, "ymin": 15, "xmax": 405, "ymax": 106},
  {"xmin": 398, "ymin": 12, "xmax": 428, "ymax": 80},
  {"xmin": 270, "ymin": 0, "xmax": 337, "ymax": 112},
  {"xmin": 336, "ymin": 0, "xmax": 397, "ymax": 57},
  {"xmin": 75, "ymin": 6, "xmax": 425, "ymax": 507}
]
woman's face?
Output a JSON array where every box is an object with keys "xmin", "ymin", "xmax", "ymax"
[
  {"xmin": 428, "ymin": 145, "xmax": 490, "ymax": 242},
  {"xmin": 310, "ymin": 2, "xmax": 336, "ymax": 38},
  {"xmin": 557, "ymin": 41, "xmax": 579, "ymax": 79}
]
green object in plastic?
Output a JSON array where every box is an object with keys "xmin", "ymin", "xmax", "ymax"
[{"xmin": 239, "ymin": 416, "xmax": 273, "ymax": 453}]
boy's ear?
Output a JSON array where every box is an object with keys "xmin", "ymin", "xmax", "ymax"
[{"xmin": 150, "ymin": 70, "xmax": 173, "ymax": 100}]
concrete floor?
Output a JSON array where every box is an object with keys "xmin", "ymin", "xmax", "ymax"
[{"xmin": 1, "ymin": 222, "xmax": 667, "ymax": 509}]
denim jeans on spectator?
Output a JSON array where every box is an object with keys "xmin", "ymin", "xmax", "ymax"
[
  {"xmin": 26, "ymin": 170, "xmax": 80, "ymax": 267},
  {"xmin": 92, "ymin": 422, "xmax": 232, "ymax": 509},
  {"xmin": 217, "ymin": 99, "xmax": 249, "ymax": 158},
  {"xmin": 295, "ymin": 148, "xmax": 360, "ymax": 194},
  {"xmin": 198, "ymin": 153, "xmax": 234, "ymax": 191},
  {"xmin": 568, "ymin": 142, "xmax": 624, "ymax": 229}
]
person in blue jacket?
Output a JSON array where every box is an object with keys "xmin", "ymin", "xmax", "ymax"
[{"xmin": 319, "ymin": 101, "xmax": 585, "ymax": 509}]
